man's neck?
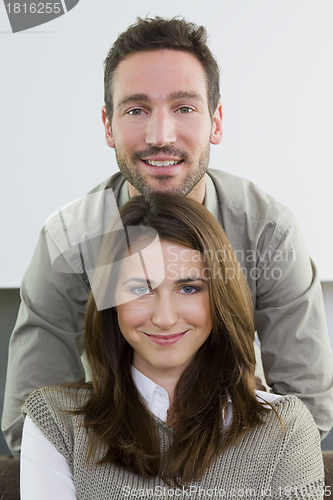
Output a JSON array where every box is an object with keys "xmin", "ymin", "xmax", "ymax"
[
  {"xmin": 186, "ymin": 176, "xmax": 206, "ymax": 204},
  {"xmin": 127, "ymin": 176, "xmax": 206, "ymax": 204}
]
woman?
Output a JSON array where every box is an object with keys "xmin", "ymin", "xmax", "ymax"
[{"xmin": 21, "ymin": 194, "xmax": 324, "ymax": 499}]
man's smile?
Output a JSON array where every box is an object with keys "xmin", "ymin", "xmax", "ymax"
[
  {"xmin": 143, "ymin": 159, "xmax": 183, "ymax": 167},
  {"xmin": 138, "ymin": 159, "xmax": 184, "ymax": 176}
]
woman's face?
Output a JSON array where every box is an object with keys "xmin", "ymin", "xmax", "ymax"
[{"xmin": 115, "ymin": 240, "xmax": 212, "ymax": 382}]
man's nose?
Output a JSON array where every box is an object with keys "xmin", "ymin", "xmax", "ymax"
[
  {"xmin": 151, "ymin": 296, "xmax": 178, "ymax": 331},
  {"xmin": 145, "ymin": 109, "xmax": 176, "ymax": 147}
]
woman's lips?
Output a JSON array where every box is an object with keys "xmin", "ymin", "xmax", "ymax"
[{"xmin": 143, "ymin": 331, "xmax": 187, "ymax": 346}]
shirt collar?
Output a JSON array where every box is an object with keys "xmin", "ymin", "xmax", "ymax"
[
  {"xmin": 204, "ymin": 171, "xmax": 221, "ymax": 223},
  {"xmin": 118, "ymin": 178, "xmax": 130, "ymax": 207},
  {"xmin": 131, "ymin": 366, "xmax": 170, "ymax": 422},
  {"xmin": 131, "ymin": 367, "xmax": 279, "ymax": 426}
]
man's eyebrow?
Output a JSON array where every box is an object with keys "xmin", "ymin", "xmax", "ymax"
[
  {"xmin": 117, "ymin": 91, "xmax": 204, "ymax": 109},
  {"xmin": 117, "ymin": 94, "xmax": 149, "ymax": 108},
  {"xmin": 168, "ymin": 91, "xmax": 204, "ymax": 102},
  {"xmin": 174, "ymin": 277, "xmax": 207, "ymax": 285}
]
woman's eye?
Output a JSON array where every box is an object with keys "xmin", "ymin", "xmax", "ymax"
[
  {"xmin": 133, "ymin": 286, "xmax": 151, "ymax": 296},
  {"xmin": 180, "ymin": 285, "xmax": 197, "ymax": 294}
]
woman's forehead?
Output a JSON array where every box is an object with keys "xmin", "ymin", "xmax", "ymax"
[{"xmin": 118, "ymin": 240, "xmax": 204, "ymax": 286}]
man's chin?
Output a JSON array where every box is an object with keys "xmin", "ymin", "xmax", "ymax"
[
  {"xmin": 118, "ymin": 159, "xmax": 208, "ymax": 198},
  {"xmin": 132, "ymin": 182, "xmax": 188, "ymax": 198}
]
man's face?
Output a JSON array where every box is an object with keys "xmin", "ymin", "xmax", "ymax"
[{"xmin": 102, "ymin": 49, "xmax": 222, "ymax": 200}]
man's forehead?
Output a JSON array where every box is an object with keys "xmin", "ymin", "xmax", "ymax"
[{"xmin": 112, "ymin": 49, "xmax": 209, "ymax": 103}]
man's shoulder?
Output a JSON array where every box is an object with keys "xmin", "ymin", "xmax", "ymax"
[
  {"xmin": 44, "ymin": 173, "xmax": 125, "ymax": 274},
  {"xmin": 207, "ymin": 168, "xmax": 296, "ymax": 232},
  {"xmin": 87, "ymin": 171, "xmax": 124, "ymax": 196}
]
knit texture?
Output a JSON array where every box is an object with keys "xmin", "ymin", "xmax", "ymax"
[{"xmin": 22, "ymin": 387, "xmax": 324, "ymax": 499}]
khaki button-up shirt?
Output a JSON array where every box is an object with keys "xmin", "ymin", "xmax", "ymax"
[{"xmin": 2, "ymin": 168, "xmax": 333, "ymax": 458}]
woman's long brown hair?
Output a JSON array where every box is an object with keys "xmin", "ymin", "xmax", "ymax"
[{"xmin": 73, "ymin": 193, "xmax": 272, "ymax": 484}]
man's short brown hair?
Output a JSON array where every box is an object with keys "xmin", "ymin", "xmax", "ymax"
[{"xmin": 104, "ymin": 16, "xmax": 220, "ymax": 120}]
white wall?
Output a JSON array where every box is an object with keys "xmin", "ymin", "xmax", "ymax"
[{"xmin": 0, "ymin": 1, "xmax": 333, "ymax": 286}]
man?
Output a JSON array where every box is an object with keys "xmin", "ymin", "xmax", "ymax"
[{"xmin": 2, "ymin": 16, "xmax": 333, "ymax": 458}]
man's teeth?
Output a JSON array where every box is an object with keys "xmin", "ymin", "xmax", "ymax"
[{"xmin": 144, "ymin": 160, "xmax": 182, "ymax": 166}]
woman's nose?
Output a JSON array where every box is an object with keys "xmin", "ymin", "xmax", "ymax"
[{"xmin": 151, "ymin": 296, "xmax": 178, "ymax": 330}]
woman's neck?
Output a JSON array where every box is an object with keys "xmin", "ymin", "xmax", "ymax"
[{"xmin": 132, "ymin": 361, "xmax": 185, "ymax": 407}]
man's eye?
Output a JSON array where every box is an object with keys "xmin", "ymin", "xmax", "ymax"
[
  {"xmin": 177, "ymin": 107, "xmax": 193, "ymax": 114},
  {"xmin": 128, "ymin": 109, "xmax": 144, "ymax": 115},
  {"xmin": 179, "ymin": 285, "xmax": 198, "ymax": 294},
  {"xmin": 133, "ymin": 286, "xmax": 151, "ymax": 296}
]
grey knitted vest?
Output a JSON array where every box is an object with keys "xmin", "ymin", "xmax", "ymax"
[{"xmin": 22, "ymin": 387, "xmax": 324, "ymax": 499}]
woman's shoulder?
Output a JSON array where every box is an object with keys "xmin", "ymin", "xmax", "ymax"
[
  {"xmin": 269, "ymin": 393, "xmax": 313, "ymax": 414},
  {"xmin": 22, "ymin": 384, "xmax": 94, "ymax": 465},
  {"xmin": 22, "ymin": 383, "xmax": 93, "ymax": 418},
  {"xmin": 261, "ymin": 393, "xmax": 321, "ymax": 440}
]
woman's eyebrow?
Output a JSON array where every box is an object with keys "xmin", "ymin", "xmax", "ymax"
[
  {"xmin": 121, "ymin": 277, "xmax": 154, "ymax": 287},
  {"xmin": 174, "ymin": 277, "xmax": 207, "ymax": 285}
]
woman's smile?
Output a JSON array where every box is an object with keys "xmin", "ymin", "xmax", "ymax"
[{"xmin": 141, "ymin": 330, "xmax": 189, "ymax": 346}]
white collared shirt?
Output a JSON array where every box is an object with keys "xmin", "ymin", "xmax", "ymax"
[{"xmin": 131, "ymin": 366, "xmax": 170, "ymax": 422}]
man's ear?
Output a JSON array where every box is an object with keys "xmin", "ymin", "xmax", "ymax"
[
  {"xmin": 210, "ymin": 102, "xmax": 223, "ymax": 145},
  {"xmin": 102, "ymin": 106, "xmax": 115, "ymax": 149}
]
